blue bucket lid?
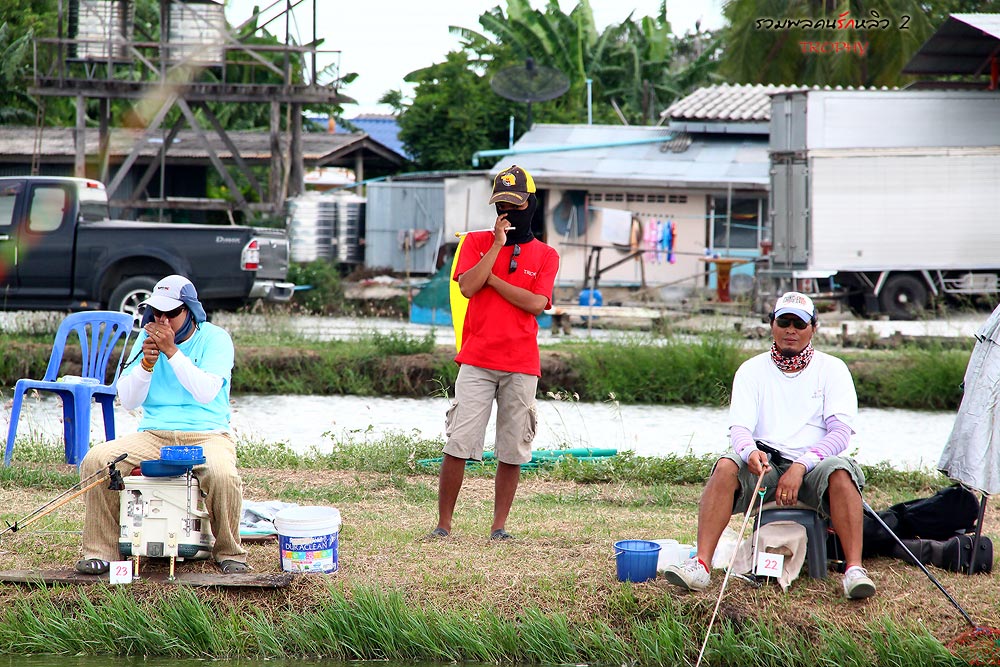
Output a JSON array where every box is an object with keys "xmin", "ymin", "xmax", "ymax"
[
  {"xmin": 140, "ymin": 457, "xmax": 206, "ymax": 477},
  {"xmin": 160, "ymin": 445, "xmax": 204, "ymax": 462}
]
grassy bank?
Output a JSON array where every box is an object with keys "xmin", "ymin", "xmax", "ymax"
[
  {"xmin": 0, "ymin": 328, "xmax": 973, "ymax": 411},
  {"xmin": 0, "ymin": 436, "xmax": 993, "ymax": 665}
]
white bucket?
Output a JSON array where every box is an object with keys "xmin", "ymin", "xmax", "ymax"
[
  {"xmin": 273, "ymin": 506, "xmax": 341, "ymax": 573},
  {"xmin": 653, "ymin": 539, "xmax": 681, "ymax": 570}
]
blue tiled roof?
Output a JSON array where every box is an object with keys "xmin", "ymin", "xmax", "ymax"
[{"xmin": 305, "ymin": 113, "xmax": 410, "ymax": 159}]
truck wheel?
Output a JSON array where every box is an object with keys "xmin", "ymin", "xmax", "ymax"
[
  {"xmin": 108, "ymin": 276, "xmax": 158, "ymax": 320},
  {"xmin": 879, "ymin": 274, "xmax": 928, "ymax": 320}
]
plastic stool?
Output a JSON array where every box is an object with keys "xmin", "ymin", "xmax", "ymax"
[{"xmin": 758, "ymin": 502, "xmax": 829, "ymax": 579}]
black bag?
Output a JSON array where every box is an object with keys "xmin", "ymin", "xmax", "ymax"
[
  {"xmin": 862, "ymin": 485, "xmax": 981, "ymax": 557},
  {"xmin": 891, "ymin": 533, "xmax": 993, "ymax": 574}
]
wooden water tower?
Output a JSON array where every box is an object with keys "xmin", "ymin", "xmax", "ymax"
[{"xmin": 31, "ymin": 0, "xmax": 349, "ymax": 219}]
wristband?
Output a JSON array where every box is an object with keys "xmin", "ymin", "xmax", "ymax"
[{"xmin": 140, "ymin": 358, "xmax": 155, "ymax": 372}]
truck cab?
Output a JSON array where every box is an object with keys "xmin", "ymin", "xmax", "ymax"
[
  {"xmin": 0, "ymin": 176, "xmax": 293, "ymax": 313},
  {"xmin": 0, "ymin": 177, "xmax": 99, "ymax": 301}
]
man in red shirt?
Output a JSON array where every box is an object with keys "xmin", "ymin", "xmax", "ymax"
[{"xmin": 431, "ymin": 165, "xmax": 559, "ymax": 540}]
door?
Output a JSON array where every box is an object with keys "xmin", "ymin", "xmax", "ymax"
[
  {"xmin": 0, "ymin": 179, "xmax": 24, "ymax": 290},
  {"xmin": 14, "ymin": 182, "xmax": 77, "ymax": 298}
]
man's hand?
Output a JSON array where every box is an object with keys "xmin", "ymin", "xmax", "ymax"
[
  {"xmin": 747, "ymin": 449, "xmax": 771, "ymax": 476},
  {"xmin": 144, "ymin": 322, "xmax": 178, "ymax": 359},
  {"xmin": 493, "ymin": 212, "xmax": 511, "ymax": 247},
  {"xmin": 776, "ymin": 463, "xmax": 807, "ymax": 506},
  {"xmin": 140, "ymin": 338, "xmax": 160, "ymax": 368}
]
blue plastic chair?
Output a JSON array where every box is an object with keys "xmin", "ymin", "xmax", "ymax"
[{"xmin": 5, "ymin": 311, "xmax": 135, "ymax": 467}]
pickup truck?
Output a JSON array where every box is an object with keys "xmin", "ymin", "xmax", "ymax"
[{"xmin": 0, "ymin": 176, "xmax": 294, "ymax": 315}]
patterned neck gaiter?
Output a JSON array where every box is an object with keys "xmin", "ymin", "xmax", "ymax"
[{"xmin": 770, "ymin": 342, "xmax": 814, "ymax": 374}]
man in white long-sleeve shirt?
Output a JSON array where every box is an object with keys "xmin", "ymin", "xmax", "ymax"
[
  {"xmin": 76, "ymin": 275, "xmax": 247, "ymax": 575},
  {"xmin": 663, "ymin": 292, "xmax": 875, "ymax": 599}
]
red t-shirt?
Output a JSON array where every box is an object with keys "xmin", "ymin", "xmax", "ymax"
[{"xmin": 453, "ymin": 233, "xmax": 559, "ymax": 376}]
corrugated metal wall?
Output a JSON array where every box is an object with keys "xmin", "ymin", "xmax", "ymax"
[{"xmin": 365, "ymin": 181, "xmax": 445, "ymax": 274}]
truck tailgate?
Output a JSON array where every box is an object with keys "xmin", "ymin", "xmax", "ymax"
[{"xmin": 251, "ymin": 227, "xmax": 290, "ymax": 281}]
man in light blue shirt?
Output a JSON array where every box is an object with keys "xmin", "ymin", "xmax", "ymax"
[{"xmin": 76, "ymin": 275, "xmax": 248, "ymax": 575}]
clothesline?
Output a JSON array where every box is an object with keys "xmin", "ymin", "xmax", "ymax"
[{"xmin": 588, "ymin": 206, "xmax": 752, "ymax": 222}]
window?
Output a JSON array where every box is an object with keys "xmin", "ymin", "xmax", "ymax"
[
  {"xmin": 28, "ymin": 187, "xmax": 68, "ymax": 233},
  {"xmin": 592, "ymin": 192, "xmax": 675, "ymax": 204},
  {"xmin": 711, "ymin": 196, "xmax": 764, "ymax": 250},
  {"xmin": 0, "ymin": 192, "xmax": 16, "ymax": 229}
]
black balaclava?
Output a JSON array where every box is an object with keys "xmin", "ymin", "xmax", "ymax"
[{"xmin": 496, "ymin": 193, "xmax": 537, "ymax": 246}]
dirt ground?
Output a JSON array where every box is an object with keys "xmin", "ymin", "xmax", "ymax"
[{"xmin": 0, "ymin": 466, "xmax": 997, "ymax": 652}]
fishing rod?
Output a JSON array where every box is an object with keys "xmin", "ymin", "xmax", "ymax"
[
  {"xmin": 695, "ymin": 469, "xmax": 767, "ymax": 667},
  {"xmin": 0, "ymin": 452, "xmax": 128, "ymax": 537},
  {"xmin": 862, "ymin": 499, "xmax": 976, "ymax": 627}
]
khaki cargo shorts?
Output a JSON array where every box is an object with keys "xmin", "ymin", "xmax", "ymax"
[
  {"xmin": 718, "ymin": 451, "xmax": 866, "ymax": 520},
  {"xmin": 443, "ymin": 364, "xmax": 538, "ymax": 465}
]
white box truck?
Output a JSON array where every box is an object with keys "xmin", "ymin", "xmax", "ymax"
[{"xmin": 764, "ymin": 89, "xmax": 1000, "ymax": 318}]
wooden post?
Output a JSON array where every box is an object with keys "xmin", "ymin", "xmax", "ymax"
[
  {"xmin": 288, "ymin": 103, "xmax": 303, "ymax": 197},
  {"xmin": 269, "ymin": 101, "xmax": 283, "ymax": 212},
  {"xmin": 74, "ymin": 94, "xmax": 86, "ymax": 178}
]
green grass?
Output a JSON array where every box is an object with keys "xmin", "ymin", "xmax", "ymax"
[
  {"xmin": 562, "ymin": 333, "xmax": 745, "ymax": 406},
  {"xmin": 0, "ymin": 436, "xmax": 975, "ymax": 665},
  {"xmin": 0, "ymin": 324, "xmax": 976, "ymax": 411},
  {"xmin": 0, "ymin": 584, "xmax": 967, "ymax": 664}
]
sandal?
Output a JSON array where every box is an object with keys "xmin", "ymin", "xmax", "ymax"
[
  {"xmin": 490, "ymin": 529, "xmax": 514, "ymax": 541},
  {"xmin": 218, "ymin": 560, "xmax": 250, "ymax": 574},
  {"xmin": 429, "ymin": 527, "xmax": 449, "ymax": 538},
  {"xmin": 75, "ymin": 558, "xmax": 110, "ymax": 575}
]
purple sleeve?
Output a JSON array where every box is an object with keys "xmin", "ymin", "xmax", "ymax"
[
  {"xmin": 731, "ymin": 425, "xmax": 757, "ymax": 463},
  {"xmin": 794, "ymin": 415, "xmax": 852, "ymax": 472}
]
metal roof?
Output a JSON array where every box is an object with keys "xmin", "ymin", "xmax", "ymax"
[
  {"xmin": 488, "ymin": 124, "xmax": 768, "ymax": 191},
  {"xmin": 903, "ymin": 13, "xmax": 1000, "ymax": 75},
  {"xmin": 0, "ymin": 127, "xmax": 406, "ymax": 171}
]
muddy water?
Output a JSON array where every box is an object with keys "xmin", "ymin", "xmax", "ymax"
[{"xmin": 8, "ymin": 393, "xmax": 955, "ymax": 471}]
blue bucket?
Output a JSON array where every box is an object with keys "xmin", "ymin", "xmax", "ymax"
[{"xmin": 614, "ymin": 540, "xmax": 661, "ymax": 583}]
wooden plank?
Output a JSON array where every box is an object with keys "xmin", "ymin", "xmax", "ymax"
[
  {"xmin": 551, "ymin": 305, "xmax": 664, "ymax": 319},
  {"xmin": 0, "ymin": 569, "xmax": 296, "ymax": 589}
]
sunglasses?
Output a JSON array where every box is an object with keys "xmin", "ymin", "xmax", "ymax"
[
  {"xmin": 151, "ymin": 305, "xmax": 185, "ymax": 319},
  {"xmin": 508, "ymin": 243, "xmax": 521, "ymax": 274},
  {"xmin": 774, "ymin": 316, "xmax": 810, "ymax": 330}
]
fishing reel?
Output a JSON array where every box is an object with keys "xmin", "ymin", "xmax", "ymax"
[{"xmin": 107, "ymin": 456, "xmax": 125, "ymax": 491}]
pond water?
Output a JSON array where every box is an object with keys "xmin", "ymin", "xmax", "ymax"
[{"xmin": 7, "ymin": 393, "xmax": 956, "ymax": 471}]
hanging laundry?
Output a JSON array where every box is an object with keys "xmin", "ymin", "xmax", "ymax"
[
  {"xmin": 667, "ymin": 219, "xmax": 677, "ymax": 264},
  {"xmin": 600, "ymin": 208, "xmax": 633, "ymax": 246},
  {"xmin": 657, "ymin": 219, "xmax": 667, "ymax": 264},
  {"xmin": 644, "ymin": 219, "xmax": 658, "ymax": 263}
]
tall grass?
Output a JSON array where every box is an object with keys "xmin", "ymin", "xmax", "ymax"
[
  {"xmin": 0, "ymin": 325, "xmax": 975, "ymax": 411},
  {"xmin": 847, "ymin": 346, "xmax": 968, "ymax": 410},
  {"xmin": 0, "ymin": 584, "xmax": 965, "ymax": 664},
  {"xmin": 231, "ymin": 330, "xmax": 442, "ymax": 395},
  {"xmin": 563, "ymin": 333, "xmax": 745, "ymax": 405}
]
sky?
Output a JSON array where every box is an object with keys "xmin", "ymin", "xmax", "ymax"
[{"xmin": 223, "ymin": 0, "xmax": 726, "ymax": 116}]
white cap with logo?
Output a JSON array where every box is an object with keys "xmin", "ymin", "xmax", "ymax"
[
  {"xmin": 772, "ymin": 291, "xmax": 816, "ymax": 323},
  {"xmin": 140, "ymin": 274, "xmax": 207, "ymax": 323}
]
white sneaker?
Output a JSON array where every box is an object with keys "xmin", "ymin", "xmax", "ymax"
[
  {"xmin": 843, "ymin": 566, "xmax": 876, "ymax": 599},
  {"xmin": 663, "ymin": 557, "xmax": 711, "ymax": 591}
]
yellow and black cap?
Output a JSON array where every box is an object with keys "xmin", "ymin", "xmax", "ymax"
[{"xmin": 489, "ymin": 165, "xmax": 536, "ymax": 205}]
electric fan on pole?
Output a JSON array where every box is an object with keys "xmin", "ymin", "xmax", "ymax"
[{"xmin": 490, "ymin": 58, "xmax": 570, "ymax": 129}]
